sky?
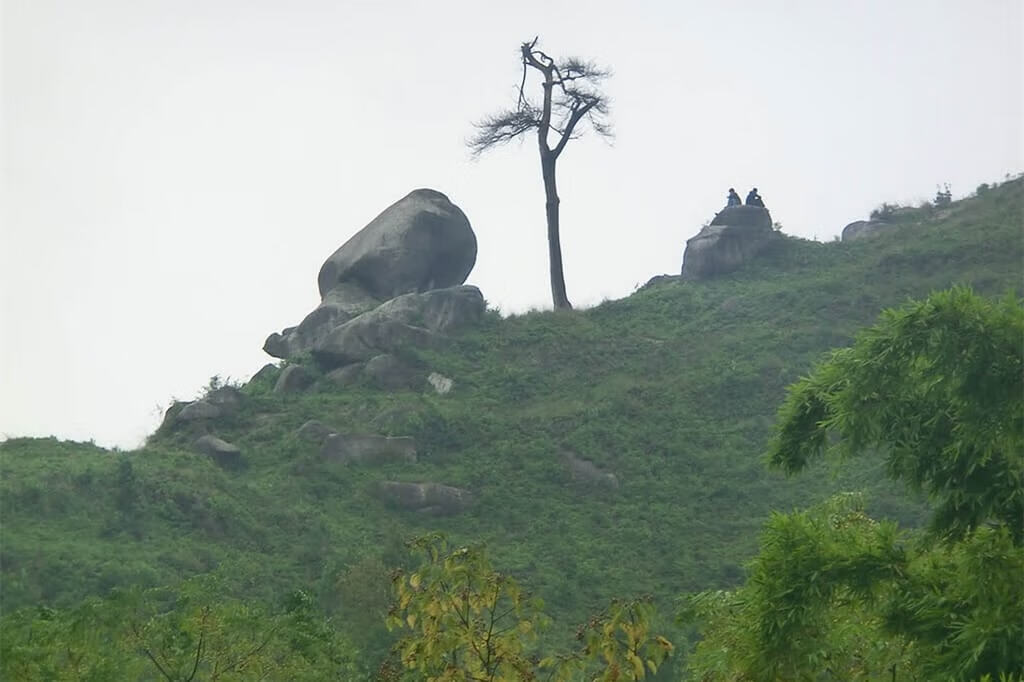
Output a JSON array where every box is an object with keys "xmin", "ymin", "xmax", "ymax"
[{"xmin": 1, "ymin": 0, "xmax": 1021, "ymax": 449}]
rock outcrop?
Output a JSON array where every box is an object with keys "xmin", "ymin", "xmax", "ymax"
[
  {"xmin": 427, "ymin": 372, "xmax": 454, "ymax": 395},
  {"xmin": 681, "ymin": 206, "xmax": 778, "ymax": 280},
  {"xmin": 322, "ymin": 433, "xmax": 417, "ymax": 465},
  {"xmin": 264, "ymin": 190, "xmax": 484, "ymax": 370},
  {"xmin": 163, "ymin": 386, "xmax": 244, "ymax": 428},
  {"xmin": 373, "ymin": 481, "xmax": 473, "ymax": 515},
  {"xmin": 841, "ymin": 219, "xmax": 892, "ymax": 242},
  {"xmin": 312, "ymin": 286, "xmax": 484, "ymax": 368}
]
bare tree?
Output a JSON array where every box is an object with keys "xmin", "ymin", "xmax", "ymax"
[{"xmin": 469, "ymin": 37, "xmax": 612, "ymax": 310}]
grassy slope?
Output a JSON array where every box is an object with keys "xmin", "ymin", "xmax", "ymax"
[{"xmin": 2, "ymin": 179, "xmax": 1020, "ymax": 638}]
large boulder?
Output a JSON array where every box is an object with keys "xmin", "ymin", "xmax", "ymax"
[
  {"xmin": 317, "ymin": 189, "xmax": 477, "ymax": 300},
  {"xmin": 321, "ymin": 434, "xmax": 417, "ymax": 465},
  {"xmin": 373, "ymin": 481, "xmax": 473, "ymax": 515},
  {"xmin": 841, "ymin": 219, "xmax": 892, "ymax": 242},
  {"xmin": 681, "ymin": 206, "xmax": 778, "ymax": 280},
  {"xmin": 263, "ymin": 189, "xmax": 479, "ymax": 362},
  {"xmin": 312, "ymin": 286, "xmax": 485, "ymax": 368},
  {"xmin": 273, "ymin": 364, "xmax": 315, "ymax": 394}
]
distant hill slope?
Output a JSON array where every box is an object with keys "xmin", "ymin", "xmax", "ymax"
[{"xmin": 2, "ymin": 178, "xmax": 1020, "ymax": 644}]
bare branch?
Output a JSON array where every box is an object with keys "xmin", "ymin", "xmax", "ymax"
[{"xmin": 468, "ymin": 107, "xmax": 542, "ymax": 157}]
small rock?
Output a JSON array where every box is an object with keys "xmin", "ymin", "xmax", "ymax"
[
  {"xmin": 193, "ymin": 435, "xmax": 243, "ymax": 468},
  {"xmin": 321, "ymin": 434, "xmax": 417, "ymax": 465},
  {"xmin": 274, "ymin": 365, "xmax": 315, "ymax": 394},
  {"xmin": 178, "ymin": 400, "xmax": 221, "ymax": 421},
  {"xmin": 427, "ymin": 372, "xmax": 454, "ymax": 395}
]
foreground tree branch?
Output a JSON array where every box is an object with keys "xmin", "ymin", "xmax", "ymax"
[{"xmin": 469, "ymin": 37, "xmax": 612, "ymax": 310}]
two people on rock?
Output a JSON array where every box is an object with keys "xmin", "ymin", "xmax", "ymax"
[{"xmin": 725, "ymin": 187, "xmax": 765, "ymax": 208}]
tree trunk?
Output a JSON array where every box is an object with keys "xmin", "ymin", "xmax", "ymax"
[{"xmin": 541, "ymin": 153, "xmax": 572, "ymax": 310}]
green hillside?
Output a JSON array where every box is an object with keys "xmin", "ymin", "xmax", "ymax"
[{"xmin": 2, "ymin": 178, "xmax": 1021, "ymax": 661}]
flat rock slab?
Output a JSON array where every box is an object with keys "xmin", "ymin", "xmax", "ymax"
[
  {"xmin": 193, "ymin": 435, "xmax": 243, "ymax": 468},
  {"xmin": 374, "ymin": 481, "xmax": 472, "ymax": 515},
  {"xmin": 321, "ymin": 434, "xmax": 417, "ymax": 465},
  {"xmin": 312, "ymin": 286, "xmax": 485, "ymax": 368}
]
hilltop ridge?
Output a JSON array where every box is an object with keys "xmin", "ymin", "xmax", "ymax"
[{"xmin": 2, "ymin": 176, "xmax": 1021, "ymax": 659}]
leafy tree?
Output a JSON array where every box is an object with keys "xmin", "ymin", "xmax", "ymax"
[
  {"xmin": 681, "ymin": 495, "xmax": 917, "ymax": 681},
  {"xmin": 682, "ymin": 497, "xmax": 1023, "ymax": 681},
  {"xmin": 682, "ymin": 288, "xmax": 1024, "ymax": 681},
  {"xmin": 470, "ymin": 37, "xmax": 612, "ymax": 310},
  {"xmin": 386, "ymin": 534, "xmax": 673, "ymax": 681},
  {"xmin": 769, "ymin": 286, "xmax": 1023, "ymax": 543}
]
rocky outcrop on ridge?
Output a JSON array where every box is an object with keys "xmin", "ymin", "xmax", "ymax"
[
  {"xmin": 264, "ymin": 189, "xmax": 484, "ymax": 370},
  {"xmin": 681, "ymin": 206, "xmax": 779, "ymax": 281},
  {"xmin": 841, "ymin": 219, "xmax": 892, "ymax": 242}
]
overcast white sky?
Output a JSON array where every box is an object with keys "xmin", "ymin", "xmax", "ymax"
[{"xmin": 2, "ymin": 0, "xmax": 1021, "ymax": 448}]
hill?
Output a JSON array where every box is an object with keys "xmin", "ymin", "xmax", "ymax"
[{"xmin": 2, "ymin": 177, "xmax": 1021, "ymax": 659}]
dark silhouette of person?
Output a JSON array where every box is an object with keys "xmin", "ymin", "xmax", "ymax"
[
  {"xmin": 745, "ymin": 188, "xmax": 765, "ymax": 208},
  {"xmin": 726, "ymin": 188, "xmax": 742, "ymax": 207}
]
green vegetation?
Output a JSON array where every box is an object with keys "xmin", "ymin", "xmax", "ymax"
[
  {"xmin": 1, "ymin": 579, "xmax": 361, "ymax": 680},
  {"xmin": 683, "ymin": 286, "xmax": 1023, "ymax": 680},
  {"xmin": 1, "ymin": 177, "xmax": 1021, "ymax": 676},
  {"xmin": 386, "ymin": 534, "xmax": 672, "ymax": 681}
]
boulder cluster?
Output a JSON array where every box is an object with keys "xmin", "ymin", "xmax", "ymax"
[
  {"xmin": 263, "ymin": 188, "xmax": 484, "ymax": 368},
  {"xmin": 162, "ymin": 189, "xmax": 483, "ymax": 514}
]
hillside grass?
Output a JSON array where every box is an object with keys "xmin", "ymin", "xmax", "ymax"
[{"xmin": 2, "ymin": 178, "xmax": 1020, "ymax": 654}]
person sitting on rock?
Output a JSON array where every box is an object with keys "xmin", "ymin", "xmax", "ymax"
[
  {"xmin": 745, "ymin": 188, "xmax": 765, "ymax": 208},
  {"xmin": 726, "ymin": 188, "xmax": 742, "ymax": 207}
]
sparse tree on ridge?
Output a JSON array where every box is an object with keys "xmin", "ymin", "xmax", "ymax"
[{"xmin": 469, "ymin": 37, "xmax": 612, "ymax": 310}]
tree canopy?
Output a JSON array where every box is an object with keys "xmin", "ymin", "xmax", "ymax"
[
  {"xmin": 683, "ymin": 288, "xmax": 1024, "ymax": 681},
  {"xmin": 768, "ymin": 286, "xmax": 1024, "ymax": 542}
]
